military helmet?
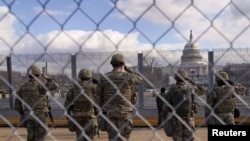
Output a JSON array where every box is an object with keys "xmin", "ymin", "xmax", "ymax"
[
  {"xmin": 216, "ymin": 71, "xmax": 229, "ymax": 81},
  {"xmin": 110, "ymin": 53, "xmax": 125, "ymax": 64},
  {"xmin": 79, "ymin": 68, "xmax": 92, "ymax": 79},
  {"xmin": 27, "ymin": 65, "xmax": 41, "ymax": 76},
  {"xmin": 174, "ymin": 68, "xmax": 188, "ymax": 80}
]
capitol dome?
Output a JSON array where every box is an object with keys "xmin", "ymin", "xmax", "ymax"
[{"xmin": 181, "ymin": 31, "xmax": 203, "ymax": 65}]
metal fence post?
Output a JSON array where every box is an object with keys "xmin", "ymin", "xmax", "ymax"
[
  {"xmin": 208, "ymin": 51, "xmax": 214, "ymax": 94},
  {"xmin": 6, "ymin": 56, "xmax": 13, "ymax": 109},
  {"xmin": 71, "ymin": 54, "xmax": 77, "ymax": 83},
  {"xmin": 138, "ymin": 53, "xmax": 144, "ymax": 107}
]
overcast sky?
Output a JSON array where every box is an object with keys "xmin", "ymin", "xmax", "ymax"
[{"xmin": 0, "ymin": 0, "xmax": 250, "ymax": 55}]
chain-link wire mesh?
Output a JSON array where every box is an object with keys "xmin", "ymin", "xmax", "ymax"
[{"xmin": 1, "ymin": 0, "xmax": 250, "ymax": 141}]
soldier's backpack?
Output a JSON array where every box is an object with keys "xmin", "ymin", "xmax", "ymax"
[
  {"xmin": 73, "ymin": 81, "xmax": 95, "ymax": 112},
  {"xmin": 163, "ymin": 114, "xmax": 174, "ymax": 137},
  {"xmin": 67, "ymin": 117, "xmax": 76, "ymax": 132},
  {"xmin": 98, "ymin": 114, "xmax": 107, "ymax": 131},
  {"xmin": 67, "ymin": 105, "xmax": 76, "ymax": 132},
  {"xmin": 170, "ymin": 84, "xmax": 193, "ymax": 117}
]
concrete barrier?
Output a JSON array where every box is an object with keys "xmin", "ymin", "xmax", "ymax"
[{"xmin": 1, "ymin": 95, "xmax": 250, "ymax": 127}]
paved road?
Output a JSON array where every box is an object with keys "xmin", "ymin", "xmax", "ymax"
[{"xmin": 0, "ymin": 127, "xmax": 208, "ymax": 141}]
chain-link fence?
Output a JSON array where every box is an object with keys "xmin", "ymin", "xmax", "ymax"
[{"xmin": 1, "ymin": 0, "xmax": 250, "ymax": 141}]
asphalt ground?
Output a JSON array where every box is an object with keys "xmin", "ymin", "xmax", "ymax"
[{"xmin": 0, "ymin": 127, "xmax": 208, "ymax": 141}]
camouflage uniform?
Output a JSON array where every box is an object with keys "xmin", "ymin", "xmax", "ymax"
[
  {"xmin": 14, "ymin": 65, "xmax": 59, "ymax": 141},
  {"xmin": 60, "ymin": 84, "xmax": 69, "ymax": 98},
  {"xmin": 156, "ymin": 87, "xmax": 166, "ymax": 127},
  {"xmin": 64, "ymin": 68, "xmax": 98, "ymax": 141},
  {"xmin": 162, "ymin": 69, "xmax": 205, "ymax": 141},
  {"xmin": 96, "ymin": 54, "xmax": 142, "ymax": 141},
  {"xmin": 206, "ymin": 71, "xmax": 235, "ymax": 125}
]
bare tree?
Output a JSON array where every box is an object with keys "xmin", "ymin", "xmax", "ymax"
[{"xmin": 143, "ymin": 56, "xmax": 169, "ymax": 89}]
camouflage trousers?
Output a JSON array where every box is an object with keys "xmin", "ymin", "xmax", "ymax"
[
  {"xmin": 106, "ymin": 117, "xmax": 133, "ymax": 141},
  {"xmin": 26, "ymin": 112, "xmax": 47, "ymax": 141},
  {"xmin": 172, "ymin": 117, "xmax": 195, "ymax": 141},
  {"xmin": 215, "ymin": 112, "xmax": 235, "ymax": 125},
  {"xmin": 74, "ymin": 116, "xmax": 98, "ymax": 141}
]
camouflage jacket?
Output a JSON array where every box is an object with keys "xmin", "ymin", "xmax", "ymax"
[
  {"xmin": 207, "ymin": 85, "xmax": 235, "ymax": 114},
  {"xmin": 14, "ymin": 77, "xmax": 59, "ymax": 115},
  {"xmin": 96, "ymin": 70, "xmax": 142, "ymax": 118},
  {"xmin": 64, "ymin": 80, "xmax": 96, "ymax": 117}
]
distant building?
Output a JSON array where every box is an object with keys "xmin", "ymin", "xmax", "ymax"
[
  {"xmin": 163, "ymin": 31, "xmax": 209, "ymax": 85},
  {"xmin": 179, "ymin": 31, "xmax": 208, "ymax": 84}
]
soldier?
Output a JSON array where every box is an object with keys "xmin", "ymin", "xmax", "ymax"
[
  {"xmin": 96, "ymin": 53, "xmax": 142, "ymax": 141},
  {"xmin": 156, "ymin": 87, "xmax": 166, "ymax": 128},
  {"xmin": 60, "ymin": 84, "xmax": 70, "ymax": 98},
  {"xmin": 162, "ymin": 68, "xmax": 205, "ymax": 141},
  {"xmin": 14, "ymin": 65, "xmax": 59, "ymax": 141},
  {"xmin": 206, "ymin": 71, "xmax": 236, "ymax": 125},
  {"xmin": 64, "ymin": 68, "xmax": 98, "ymax": 141}
]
